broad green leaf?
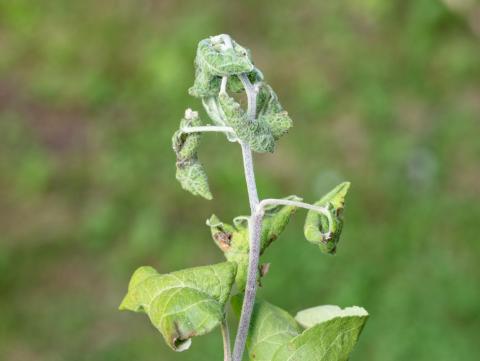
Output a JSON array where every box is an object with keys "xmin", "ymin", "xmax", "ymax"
[
  {"xmin": 207, "ymin": 197, "xmax": 300, "ymax": 290},
  {"xmin": 119, "ymin": 262, "xmax": 236, "ymax": 352},
  {"xmin": 231, "ymin": 296, "xmax": 302, "ymax": 361},
  {"xmin": 256, "ymin": 83, "xmax": 293, "ymax": 140},
  {"xmin": 172, "ymin": 109, "xmax": 212, "ymax": 200},
  {"xmin": 272, "ymin": 305, "xmax": 368, "ymax": 361},
  {"xmin": 304, "ymin": 182, "xmax": 350, "ymax": 254},
  {"xmin": 233, "ymin": 299, "xmax": 368, "ymax": 361},
  {"xmin": 218, "ymin": 93, "xmax": 275, "ymax": 153}
]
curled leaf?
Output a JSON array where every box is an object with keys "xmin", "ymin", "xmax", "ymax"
[
  {"xmin": 218, "ymin": 93, "xmax": 275, "ymax": 153},
  {"xmin": 197, "ymin": 35, "xmax": 254, "ymax": 76},
  {"xmin": 188, "ymin": 35, "xmax": 256, "ymax": 98},
  {"xmin": 207, "ymin": 196, "xmax": 300, "ymax": 290},
  {"xmin": 227, "ymin": 69, "xmax": 264, "ymax": 93},
  {"xmin": 207, "ymin": 214, "xmax": 249, "ymax": 290},
  {"xmin": 259, "ymin": 195, "xmax": 302, "ymax": 253},
  {"xmin": 172, "ymin": 109, "xmax": 202, "ymax": 160},
  {"xmin": 176, "ymin": 160, "xmax": 212, "ymax": 200},
  {"xmin": 189, "ymin": 68, "xmax": 263, "ymax": 99},
  {"xmin": 304, "ymin": 182, "xmax": 350, "ymax": 254},
  {"xmin": 256, "ymin": 83, "xmax": 293, "ymax": 140},
  {"xmin": 172, "ymin": 109, "xmax": 212, "ymax": 200},
  {"xmin": 119, "ymin": 262, "xmax": 237, "ymax": 352},
  {"xmin": 188, "ymin": 67, "xmax": 221, "ymax": 98}
]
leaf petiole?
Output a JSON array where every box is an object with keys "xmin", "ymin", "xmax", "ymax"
[
  {"xmin": 258, "ymin": 198, "xmax": 334, "ymax": 236},
  {"xmin": 181, "ymin": 125, "xmax": 235, "ymax": 134},
  {"xmin": 221, "ymin": 318, "xmax": 232, "ymax": 361}
]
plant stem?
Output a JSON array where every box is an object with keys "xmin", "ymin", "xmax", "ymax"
[
  {"xmin": 240, "ymin": 142, "xmax": 259, "ymax": 212},
  {"xmin": 181, "ymin": 126, "xmax": 234, "ymax": 134},
  {"xmin": 221, "ymin": 319, "xmax": 232, "ymax": 361},
  {"xmin": 232, "ymin": 70, "xmax": 261, "ymax": 361}
]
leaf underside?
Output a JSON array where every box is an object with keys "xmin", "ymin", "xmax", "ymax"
[{"xmin": 119, "ymin": 262, "xmax": 236, "ymax": 352}]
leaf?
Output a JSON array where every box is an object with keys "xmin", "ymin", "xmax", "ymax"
[
  {"xmin": 201, "ymin": 97, "xmax": 239, "ymax": 143},
  {"xmin": 188, "ymin": 35, "xmax": 256, "ymax": 98},
  {"xmin": 304, "ymin": 182, "xmax": 350, "ymax": 254},
  {"xmin": 259, "ymin": 195, "xmax": 302, "ymax": 253},
  {"xmin": 295, "ymin": 305, "xmax": 369, "ymax": 329},
  {"xmin": 231, "ymin": 296, "xmax": 302, "ymax": 361},
  {"xmin": 188, "ymin": 66, "xmax": 222, "ymax": 98},
  {"xmin": 176, "ymin": 160, "xmax": 212, "ymax": 200},
  {"xmin": 196, "ymin": 35, "xmax": 254, "ymax": 76},
  {"xmin": 272, "ymin": 305, "xmax": 368, "ymax": 361},
  {"xmin": 256, "ymin": 83, "xmax": 293, "ymax": 140},
  {"xmin": 189, "ymin": 68, "xmax": 262, "ymax": 99},
  {"xmin": 227, "ymin": 69, "xmax": 264, "ymax": 93},
  {"xmin": 172, "ymin": 109, "xmax": 212, "ymax": 200},
  {"xmin": 218, "ymin": 93, "xmax": 275, "ymax": 153},
  {"xmin": 172, "ymin": 109, "xmax": 202, "ymax": 160},
  {"xmin": 233, "ymin": 299, "xmax": 368, "ymax": 361},
  {"xmin": 119, "ymin": 262, "xmax": 237, "ymax": 352},
  {"xmin": 207, "ymin": 196, "xmax": 300, "ymax": 290},
  {"xmin": 207, "ymin": 214, "xmax": 250, "ymax": 290}
]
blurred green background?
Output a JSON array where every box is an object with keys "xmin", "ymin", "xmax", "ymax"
[{"xmin": 1, "ymin": 0, "xmax": 480, "ymax": 360}]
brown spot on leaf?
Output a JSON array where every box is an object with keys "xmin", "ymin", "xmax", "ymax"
[{"xmin": 213, "ymin": 231, "xmax": 232, "ymax": 252}]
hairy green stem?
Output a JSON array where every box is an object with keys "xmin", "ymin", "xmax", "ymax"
[{"xmin": 232, "ymin": 71, "xmax": 261, "ymax": 361}]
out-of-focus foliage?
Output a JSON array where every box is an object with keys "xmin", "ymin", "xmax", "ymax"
[{"xmin": 0, "ymin": 0, "xmax": 479, "ymax": 360}]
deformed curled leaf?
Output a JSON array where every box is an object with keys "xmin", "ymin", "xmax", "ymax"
[
  {"xmin": 227, "ymin": 68, "xmax": 264, "ymax": 93},
  {"xmin": 207, "ymin": 214, "xmax": 250, "ymax": 290},
  {"xmin": 233, "ymin": 298, "xmax": 368, "ymax": 361},
  {"xmin": 119, "ymin": 262, "xmax": 237, "ymax": 352},
  {"xmin": 207, "ymin": 196, "xmax": 300, "ymax": 290},
  {"xmin": 176, "ymin": 159, "xmax": 212, "ymax": 200},
  {"xmin": 197, "ymin": 35, "xmax": 254, "ymax": 76},
  {"xmin": 256, "ymin": 83, "xmax": 293, "ymax": 140},
  {"xmin": 304, "ymin": 182, "xmax": 350, "ymax": 254},
  {"xmin": 218, "ymin": 93, "xmax": 275, "ymax": 153},
  {"xmin": 188, "ymin": 34, "xmax": 257, "ymax": 98},
  {"xmin": 172, "ymin": 109, "xmax": 212, "ymax": 200},
  {"xmin": 172, "ymin": 109, "xmax": 202, "ymax": 160},
  {"xmin": 188, "ymin": 66, "xmax": 222, "ymax": 98},
  {"xmin": 259, "ymin": 195, "xmax": 302, "ymax": 253}
]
